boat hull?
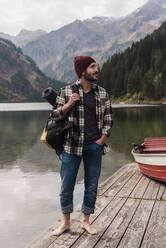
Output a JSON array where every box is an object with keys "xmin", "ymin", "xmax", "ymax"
[{"xmin": 132, "ymin": 150, "xmax": 166, "ymax": 182}]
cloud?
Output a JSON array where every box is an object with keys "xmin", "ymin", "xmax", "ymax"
[
  {"xmin": 0, "ymin": 0, "xmax": 148, "ymax": 35},
  {"xmin": 104, "ymin": 0, "xmax": 148, "ymax": 17},
  {"xmin": 0, "ymin": 0, "xmax": 27, "ymax": 35}
]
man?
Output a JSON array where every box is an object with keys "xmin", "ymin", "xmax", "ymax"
[{"xmin": 51, "ymin": 56, "xmax": 113, "ymax": 236}]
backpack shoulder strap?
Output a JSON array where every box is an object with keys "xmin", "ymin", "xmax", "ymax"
[
  {"xmin": 70, "ymin": 83, "xmax": 80, "ymax": 106},
  {"xmin": 70, "ymin": 83, "xmax": 79, "ymax": 94}
]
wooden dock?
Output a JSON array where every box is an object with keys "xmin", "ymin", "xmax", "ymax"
[{"xmin": 27, "ymin": 163, "xmax": 166, "ymax": 248}]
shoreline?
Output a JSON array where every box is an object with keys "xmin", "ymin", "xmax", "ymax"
[
  {"xmin": 111, "ymin": 97, "xmax": 166, "ymax": 105},
  {"xmin": 0, "ymin": 102, "xmax": 164, "ymax": 112}
]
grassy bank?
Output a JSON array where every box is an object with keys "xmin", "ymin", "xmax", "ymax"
[{"xmin": 111, "ymin": 93, "xmax": 166, "ymax": 105}]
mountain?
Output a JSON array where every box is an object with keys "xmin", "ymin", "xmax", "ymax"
[
  {"xmin": 0, "ymin": 38, "xmax": 64, "ymax": 102},
  {"xmin": 99, "ymin": 20, "xmax": 166, "ymax": 101},
  {"xmin": 21, "ymin": 0, "xmax": 166, "ymax": 83},
  {"xmin": 14, "ymin": 29, "xmax": 47, "ymax": 47},
  {"xmin": 0, "ymin": 29, "xmax": 47, "ymax": 47},
  {"xmin": 0, "ymin": 32, "xmax": 14, "ymax": 42}
]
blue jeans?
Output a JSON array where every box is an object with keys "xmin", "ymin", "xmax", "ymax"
[{"xmin": 60, "ymin": 142, "xmax": 103, "ymax": 215}]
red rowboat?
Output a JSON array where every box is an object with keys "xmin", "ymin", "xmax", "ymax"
[{"xmin": 132, "ymin": 137, "xmax": 166, "ymax": 182}]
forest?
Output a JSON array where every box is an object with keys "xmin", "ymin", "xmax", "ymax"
[{"xmin": 99, "ymin": 21, "xmax": 166, "ymax": 102}]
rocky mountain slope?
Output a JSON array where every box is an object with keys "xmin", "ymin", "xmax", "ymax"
[
  {"xmin": 0, "ymin": 29, "xmax": 46, "ymax": 47},
  {"xmin": 0, "ymin": 38, "xmax": 63, "ymax": 102}
]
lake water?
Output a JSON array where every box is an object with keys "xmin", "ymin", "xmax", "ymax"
[{"xmin": 0, "ymin": 103, "xmax": 166, "ymax": 248}]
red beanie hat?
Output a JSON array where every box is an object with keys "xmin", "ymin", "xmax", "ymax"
[{"xmin": 74, "ymin": 56, "xmax": 96, "ymax": 78}]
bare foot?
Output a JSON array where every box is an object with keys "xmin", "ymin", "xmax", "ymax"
[
  {"xmin": 51, "ymin": 224, "xmax": 70, "ymax": 236},
  {"xmin": 81, "ymin": 221, "xmax": 97, "ymax": 235}
]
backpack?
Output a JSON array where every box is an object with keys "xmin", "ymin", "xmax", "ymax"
[{"xmin": 41, "ymin": 84, "xmax": 79, "ymax": 158}]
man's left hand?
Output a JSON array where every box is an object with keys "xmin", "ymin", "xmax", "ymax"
[{"xmin": 96, "ymin": 135, "xmax": 107, "ymax": 146}]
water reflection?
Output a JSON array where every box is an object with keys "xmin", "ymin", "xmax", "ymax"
[
  {"xmin": 0, "ymin": 111, "xmax": 59, "ymax": 170},
  {"xmin": 110, "ymin": 106, "xmax": 166, "ymax": 156}
]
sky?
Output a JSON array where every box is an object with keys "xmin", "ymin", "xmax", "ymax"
[{"xmin": 0, "ymin": 0, "xmax": 149, "ymax": 36}]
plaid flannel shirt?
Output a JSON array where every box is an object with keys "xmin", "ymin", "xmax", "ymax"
[{"xmin": 53, "ymin": 81, "xmax": 113, "ymax": 156}]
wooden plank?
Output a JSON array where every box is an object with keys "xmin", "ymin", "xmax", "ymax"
[
  {"xmin": 144, "ymin": 137, "xmax": 166, "ymax": 142},
  {"xmin": 94, "ymin": 175, "xmax": 161, "ymax": 247},
  {"xmin": 27, "ymin": 195, "xmax": 113, "ymax": 248},
  {"xmin": 104, "ymin": 166, "xmax": 138, "ymax": 197},
  {"xmin": 26, "ymin": 225, "xmax": 59, "ymax": 248},
  {"xmin": 143, "ymin": 137, "xmax": 166, "ymax": 151},
  {"xmin": 66, "ymin": 170, "xmax": 152, "ymax": 248},
  {"xmin": 143, "ymin": 147, "xmax": 166, "ymax": 152},
  {"xmin": 115, "ymin": 179, "xmax": 160, "ymax": 248},
  {"xmin": 158, "ymin": 183, "xmax": 166, "ymax": 200},
  {"xmin": 116, "ymin": 169, "xmax": 143, "ymax": 198},
  {"xmin": 94, "ymin": 198, "xmax": 141, "ymax": 248},
  {"xmin": 104, "ymin": 170, "xmax": 150, "ymax": 199},
  {"xmin": 156, "ymin": 183, "xmax": 166, "ymax": 200},
  {"xmin": 145, "ymin": 143, "xmax": 166, "ymax": 145},
  {"xmin": 141, "ymin": 200, "xmax": 166, "ymax": 248},
  {"xmin": 48, "ymin": 219, "xmax": 83, "ymax": 248},
  {"xmin": 49, "ymin": 192, "xmax": 131, "ymax": 248},
  {"xmin": 144, "ymin": 142, "xmax": 166, "ymax": 145},
  {"xmin": 117, "ymin": 199, "xmax": 155, "ymax": 247},
  {"xmin": 66, "ymin": 197, "xmax": 127, "ymax": 248},
  {"xmin": 143, "ymin": 179, "xmax": 161, "ymax": 200},
  {"xmin": 129, "ymin": 175, "xmax": 150, "ymax": 199},
  {"xmin": 98, "ymin": 163, "xmax": 137, "ymax": 196}
]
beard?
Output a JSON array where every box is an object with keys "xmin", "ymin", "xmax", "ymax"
[{"xmin": 83, "ymin": 71, "xmax": 98, "ymax": 82}]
